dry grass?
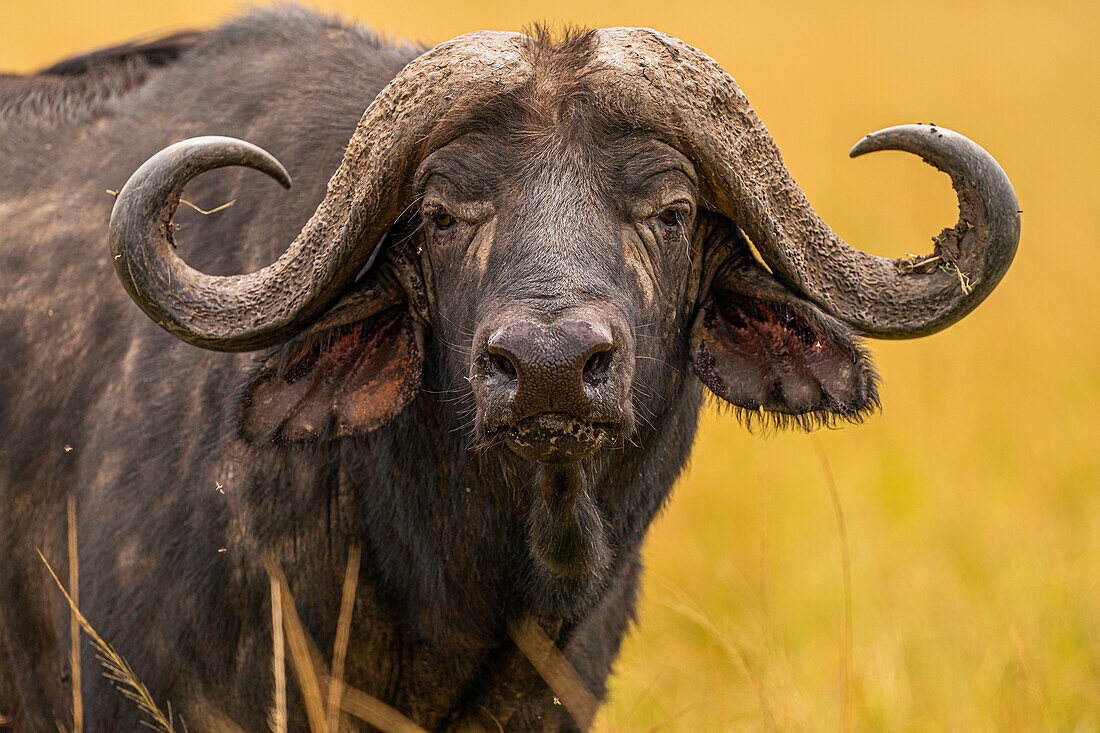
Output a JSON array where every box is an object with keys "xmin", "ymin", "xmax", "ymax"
[
  {"xmin": 44, "ymin": 515, "xmax": 599, "ymax": 733},
  {"xmin": 811, "ymin": 436, "xmax": 853, "ymax": 733},
  {"xmin": 265, "ymin": 554, "xmax": 435, "ymax": 733},
  {"xmin": 269, "ymin": 575, "xmax": 287, "ymax": 733},
  {"xmin": 264, "ymin": 559, "xmax": 330, "ymax": 731},
  {"xmin": 39, "ymin": 550, "xmax": 176, "ymax": 732},
  {"xmin": 67, "ymin": 497, "xmax": 82, "ymax": 733},
  {"xmin": 327, "ymin": 545, "xmax": 361, "ymax": 733},
  {"xmin": 509, "ymin": 618, "xmax": 598, "ymax": 729},
  {"xmin": 41, "ymin": 505, "xmax": 427, "ymax": 732}
]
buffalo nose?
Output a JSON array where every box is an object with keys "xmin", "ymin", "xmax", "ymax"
[{"xmin": 485, "ymin": 319, "xmax": 615, "ymax": 417}]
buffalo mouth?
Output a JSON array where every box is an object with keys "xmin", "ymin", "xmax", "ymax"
[{"xmin": 491, "ymin": 413, "xmax": 617, "ymax": 463}]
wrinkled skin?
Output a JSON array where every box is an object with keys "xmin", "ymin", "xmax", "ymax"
[
  {"xmin": 420, "ymin": 133, "xmax": 697, "ymax": 436},
  {"xmin": 0, "ymin": 9, "xmax": 879, "ymax": 731},
  {"xmin": 413, "ymin": 129, "xmax": 702, "ymax": 582}
]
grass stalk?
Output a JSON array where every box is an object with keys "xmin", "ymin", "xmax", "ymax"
[
  {"xmin": 38, "ymin": 550, "xmax": 175, "ymax": 733},
  {"xmin": 811, "ymin": 436, "xmax": 853, "ymax": 733},
  {"xmin": 654, "ymin": 577, "xmax": 779, "ymax": 732},
  {"xmin": 326, "ymin": 545, "xmax": 361, "ymax": 733},
  {"xmin": 509, "ymin": 617, "xmax": 597, "ymax": 731},
  {"xmin": 338, "ymin": 685, "xmax": 429, "ymax": 733},
  {"xmin": 265, "ymin": 554, "xmax": 429, "ymax": 733},
  {"xmin": 67, "ymin": 496, "xmax": 82, "ymax": 733},
  {"xmin": 264, "ymin": 557, "xmax": 329, "ymax": 733},
  {"xmin": 270, "ymin": 575, "xmax": 287, "ymax": 733}
]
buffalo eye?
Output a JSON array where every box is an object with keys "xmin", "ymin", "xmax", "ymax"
[
  {"xmin": 655, "ymin": 204, "xmax": 691, "ymax": 231},
  {"xmin": 433, "ymin": 212, "xmax": 455, "ymax": 231},
  {"xmin": 422, "ymin": 202, "xmax": 456, "ymax": 232}
]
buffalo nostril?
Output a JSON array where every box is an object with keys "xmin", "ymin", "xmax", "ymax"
[
  {"xmin": 484, "ymin": 318, "xmax": 618, "ymax": 419},
  {"xmin": 583, "ymin": 347, "xmax": 613, "ymax": 382},
  {"xmin": 489, "ymin": 352, "xmax": 518, "ymax": 380}
]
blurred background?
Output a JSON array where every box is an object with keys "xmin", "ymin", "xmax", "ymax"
[{"xmin": 3, "ymin": 0, "xmax": 1096, "ymax": 729}]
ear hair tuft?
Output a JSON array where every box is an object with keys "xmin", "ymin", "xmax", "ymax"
[{"xmin": 703, "ymin": 372, "xmax": 881, "ymax": 435}]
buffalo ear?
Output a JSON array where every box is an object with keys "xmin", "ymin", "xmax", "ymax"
[
  {"xmin": 238, "ymin": 287, "xmax": 423, "ymax": 443},
  {"xmin": 691, "ymin": 253, "xmax": 879, "ymax": 428}
]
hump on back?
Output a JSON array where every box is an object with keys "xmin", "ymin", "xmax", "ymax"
[{"xmin": 0, "ymin": 31, "xmax": 202, "ymax": 124}]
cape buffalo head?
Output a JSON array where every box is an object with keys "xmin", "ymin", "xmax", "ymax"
[{"xmin": 109, "ymin": 28, "xmax": 1019, "ymax": 581}]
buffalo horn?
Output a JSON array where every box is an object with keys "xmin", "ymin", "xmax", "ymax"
[
  {"xmin": 592, "ymin": 28, "xmax": 1020, "ymax": 338},
  {"xmin": 109, "ymin": 31, "xmax": 530, "ymax": 351}
]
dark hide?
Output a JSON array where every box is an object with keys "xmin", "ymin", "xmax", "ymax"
[{"xmin": 0, "ymin": 8, "xmax": 877, "ymax": 731}]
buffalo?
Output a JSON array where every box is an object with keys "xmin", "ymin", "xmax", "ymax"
[{"xmin": 0, "ymin": 7, "xmax": 1018, "ymax": 731}]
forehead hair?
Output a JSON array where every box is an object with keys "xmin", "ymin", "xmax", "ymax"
[
  {"xmin": 423, "ymin": 26, "xmax": 636, "ymax": 160},
  {"xmin": 418, "ymin": 26, "xmax": 699, "ymax": 204}
]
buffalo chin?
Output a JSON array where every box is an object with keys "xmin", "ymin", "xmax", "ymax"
[{"xmin": 526, "ymin": 463, "xmax": 612, "ymax": 587}]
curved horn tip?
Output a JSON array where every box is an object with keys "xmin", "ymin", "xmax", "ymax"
[
  {"xmin": 108, "ymin": 135, "xmax": 295, "ymax": 351},
  {"xmin": 847, "ymin": 123, "xmax": 994, "ymax": 164},
  {"xmin": 195, "ymin": 135, "xmax": 291, "ymax": 188},
  {"xmin": 849, "ymin": 123, "xmax": 944, "ymax": 157},
  {"xmin": 129, "ymin": 135, "xmax": 292, "ymax": 195},
  {"xmin": 110, "ymin": 136, "xmax": 294, "ymax": 270},
  {"xmin": 839, "ymin": 123, "xmax": 1020, "ymax": 338}
]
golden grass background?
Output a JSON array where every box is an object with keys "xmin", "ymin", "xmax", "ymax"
[{"xmin": 3, "ymin": 0, "xmax": 1096, "ymax": 729}]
